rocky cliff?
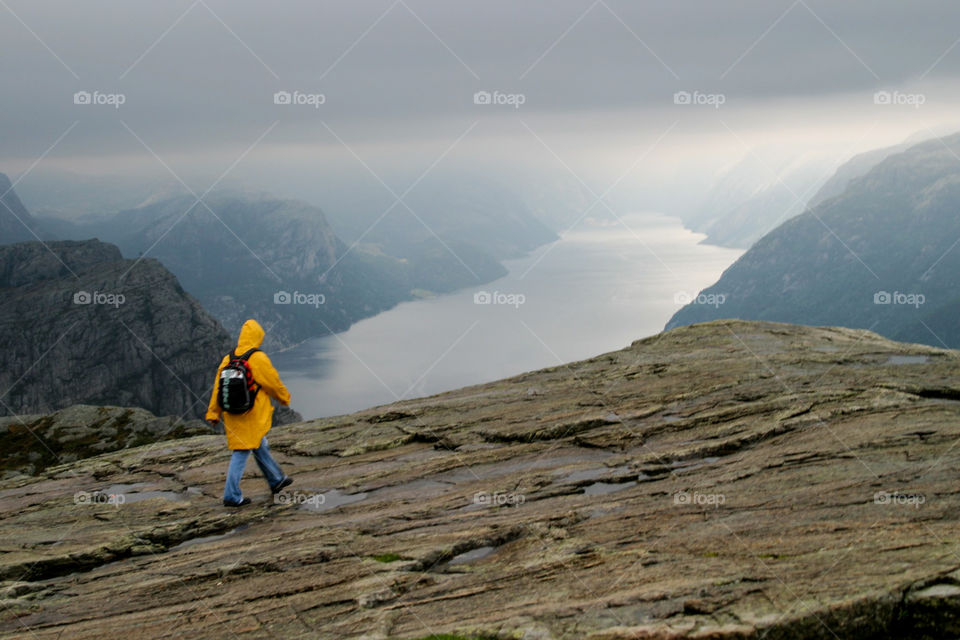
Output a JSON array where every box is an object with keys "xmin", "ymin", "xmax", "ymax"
[
  {"xmin": 0, "ymin": 405, "xmax": 210, "ymax": 478},
  {"xmin": 3, "ymin": 320, "xmax": 960, "ymax": 638},
  {"xmin": 43, "ymin": 190, "xmax": 521, "ymax": 350},
  {"xmin": 0, "ymin": 173, "xmax": 43, "ymax": 244},
  {"xmin": 667, "ymin": 132, "xmax": 960, "ymax": 348},
  {"xmin": 43, "ymin": 193, "xmax": 400, "ymax": 350},
  {"xmin": 0, "ymin": 239, "xmax": 232, "ymax": 419}
]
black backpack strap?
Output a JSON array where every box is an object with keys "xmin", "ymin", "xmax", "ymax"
[
  {"xmin": 239, "ymin": 348, "xmax": 261, "ymax": 391},
  {"xmin": 227, "ymin": 348, "xmax": 259, "ymax": 361}
]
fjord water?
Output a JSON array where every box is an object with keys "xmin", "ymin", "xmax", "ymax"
[{"xmin": 273, "ymin": 213, "xmax": 742, "ymax": 419}]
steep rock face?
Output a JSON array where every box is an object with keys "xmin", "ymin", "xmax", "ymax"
[
  {"xmin": 0, "ymin": 173, "xmax": 42, "ymax": 244},
  {"xmin": 72, "ymin": 194, "xmax": 382, "ymax": 349},
  {"xmin": 0, "ymin": 239, "xmax": 231, "ymax": 419},
  {"xmin": 683, "ymin": 152, "xmax": 836, "ymax": 249},
  {"xmin": 667, "ymin": 132, "xmax": 960, "ymax": 347},
  {"xmin": 3, "ymin": 321, "xmax": 960, "ymax": 638},
  {"xmin": 46, "ymin": 193, "xmax": 448, "ymax": 349},
  {"xmin": 806, "ymin": 140, "xmax": 911, "ymax": 208},
  {"xmin": 36, "ymin": 183, "xmax": 557, "ymax": 349}
]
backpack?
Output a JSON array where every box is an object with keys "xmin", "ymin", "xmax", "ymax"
[{"xmin": 217, "ymin": 348, "xmax": 260, "ymax": 414}]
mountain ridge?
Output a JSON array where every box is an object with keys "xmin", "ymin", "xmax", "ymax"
[
  {"xmin": 0, "ymin": 173, "xmax": 43, "ymax": 244},
  {"xmin": 37, "ymin": 188, "xmax": 544, "ymax": 349},
  {"xmin": 666, "ymin": 132, "xmax": 960, "ymax": 348},
  {"xmin": 0, "ymin": 238, "xmax": 232, "ymax": 419}
]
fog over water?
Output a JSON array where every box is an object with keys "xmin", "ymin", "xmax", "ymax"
[{"xmin": 273, "ymin": 212, "xmax": 742, "ymax": 418}]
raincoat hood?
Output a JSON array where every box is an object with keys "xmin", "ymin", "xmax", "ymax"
[
  {"xmin": 208, "ymin": 318, "xmax": 291, "ymax": 450},
  {"xmin": 236, "ymin": 319, "xmax": 265, "ymax": 353}
]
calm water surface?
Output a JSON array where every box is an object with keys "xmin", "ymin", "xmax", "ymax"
[{"xmin": 273, "ymin": 213, "xmax": 742, "ymax": 419}]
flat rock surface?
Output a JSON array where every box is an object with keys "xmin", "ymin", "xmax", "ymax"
[{"xmin": 3, "ymin": 320, "xmax": 960, "ymax": 639}]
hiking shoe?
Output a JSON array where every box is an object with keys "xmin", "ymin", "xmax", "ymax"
[
  {"xmin": 223, "ymin": 497, "xmax": 251, "ymax": 507},
  {"xmin": 271, "ymin": 476, "xmax": 293, "ymax": 494}
]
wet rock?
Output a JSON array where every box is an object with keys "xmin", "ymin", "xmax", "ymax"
[
  {"xmin": 0, "ymin": 239, "xmax": 231, "ymax": 419},
  {"xmin": 0, "ymin": 404, "xmax": 209, "ymax": 475},
  {"xmin": 3, "ymin": 321, "xmax": 960, "ymax": 638}
]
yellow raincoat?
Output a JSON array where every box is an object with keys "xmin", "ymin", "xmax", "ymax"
[{"xmin": 206, "ymin": 319, "xmax": 291, "ymax": 450}]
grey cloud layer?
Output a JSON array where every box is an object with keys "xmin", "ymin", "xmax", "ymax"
[{"xmin": 2, "ymin": 0, "xmax": 959, "ymax": 160}]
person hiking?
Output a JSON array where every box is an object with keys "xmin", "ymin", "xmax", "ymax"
[{"xmin": 206, "ymin": 319, "xmax": 294, "ymax": 506}]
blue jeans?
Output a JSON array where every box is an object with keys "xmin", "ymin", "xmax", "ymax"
[{"xmin": 223, "ymin": 437, "xmax": 285, "ymax": 503}]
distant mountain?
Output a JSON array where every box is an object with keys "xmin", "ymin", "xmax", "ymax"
[
  {"xmin": 519, "ymin": 172, "xmax": 596, "ymax": 231},
  {"xmin": 14, "ymin": 171, "xmax": 560, "ymax": 348},
  {"xmin": 807, "ymin": 142, "xmax": 912, "ymax": 208},
  {"xmin": 685, "ymin": 150, "xmax": 840, "ymax": 249},
  {"xmin": 666, "ymin": 132, "xmax": 960, "ymax": 348},
  {"xmin": 44, "ymin": 193, "xmax": 408, "ymax": 349},
  {"xmin": 323, "ymin": 173, "xmax": 557, "ymax": 263},
  {"xmin": 808, "ymin": 130, "xmax": 958, "ymax": 209},
  {"xmin": 0, "ymin": 173, "xmax": 44, "ymax": 244},
  {"xmin": 0, "ymin": 239, "xmax": 232, "ymax": 418},
  {"xmin": 43, "ymin": 192, "xmax": 513, "ymax": 348},
  {"xmin": 12, "ymin": 168, "xmax": 183, "ymax": 219}
]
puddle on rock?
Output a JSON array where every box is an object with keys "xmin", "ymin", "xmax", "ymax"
[
  {"xmin": 364, "ymin": 479, "xmax": 450, "ymax": 503},
  {"xmin": 557, "ymin": 466, "xmax": 630, "ymax": 484},
  {"xmin": 100, "ymin": 484, "xmax": 188, "ymax": 503},
  {"xmin": 583, "ymin": 481, "xmax": 637, "ymax": 496},
  {"xmin": 298, "ymin": 489, "xmax": 369, "ymax": 512},
  {"xmin": 170, "ymin": 524, "xmax": 250, "ymax": 551},
  {"xmin": 887, "ymin": 355, "xmax": 929, "ymax": 365},
  {"xmin": 449, "ymin": 546, "xmax": 496, "ymax": 565},
  {"xmin": 436, "ymin": 450, "xmax": 616, "ymax": 484}
]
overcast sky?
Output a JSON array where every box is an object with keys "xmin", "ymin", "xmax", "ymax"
[{"xmin": 3, "ymin": 0, "xmax": 960, "ymax": 203}]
